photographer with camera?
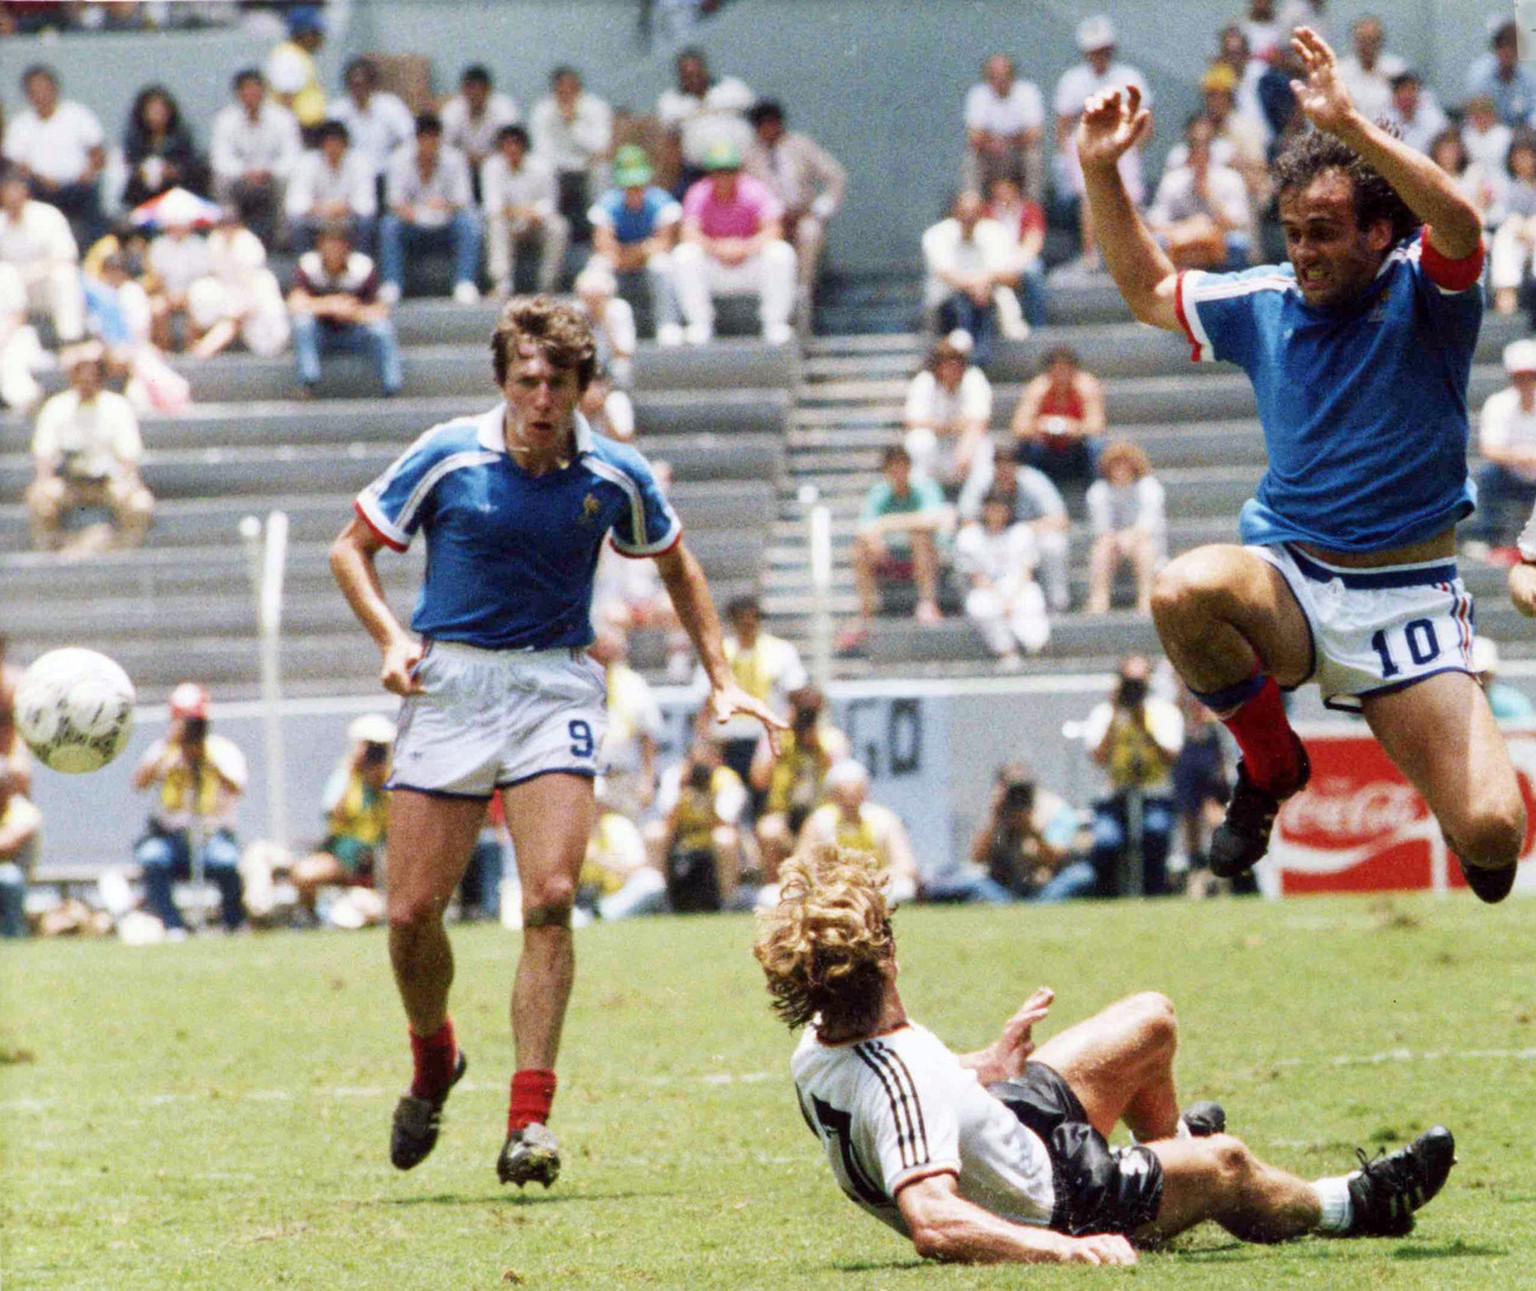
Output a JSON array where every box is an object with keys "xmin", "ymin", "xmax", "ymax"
[
  {"xmin": 290, "ymin": 713, "xmax": 395, "ymax": 923},
  {"xmin": 650, "ymin": 737, "xmax": 748, "ymax": 913},
  {"xmin": 24, "ymin": 341, "xmax": 154, "ymax": 559},
  {"xmin": 131, "ymin": 682, "xmax": 248, "ymax": 934},
  {"xmin": 1079, "ymin": 656, "xmax": 1183, "ymax": 897},
  {"xmin": 969, "ymin": 761, "xmax": 1090, "ymax": 902},
  {"xmin": 750, "ymin": 687, "xmax": 848, "ymax": 885}
]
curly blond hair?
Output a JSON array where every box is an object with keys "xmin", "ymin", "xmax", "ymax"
[{"xmin": 752, "ymin": 844, "xmax": 894, "ymax": 1033}]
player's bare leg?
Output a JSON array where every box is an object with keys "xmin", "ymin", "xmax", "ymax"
[
  {"xmin": 1142, "ymin": 1135, "xmax": 1322, "ymax": 1243},
  {"xmin": 384, "ymin": 790, "xmax": 486, "ymax": 1169},
  {"xmin": 1363, "ymin": 671, "xmax": 1525, "ymax": 902},
  {"xmin": 497, "ymin": 770, "xmax": 595, "ymax": 1187}
]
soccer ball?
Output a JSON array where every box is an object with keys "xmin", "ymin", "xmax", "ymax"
[{"xmin": 14, "ymin": 648, "xmax": 137, "ymax": 774}]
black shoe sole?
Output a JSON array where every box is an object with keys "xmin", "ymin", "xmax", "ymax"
[
  {"xmin": 390, "ymin": 1050, "xmax": 468, "ymax": 1171},
  {"xmin": 1459, "ymin": 858, "xmax": 1516, "ymax": 904},
  {"xmin": 1208, "ymin": 739, "xmax": 1311, "ymax": 879}
]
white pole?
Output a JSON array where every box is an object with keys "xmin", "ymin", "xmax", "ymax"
[
  {"xmin": 258, "ymin": 512, "xmax": 290, "ymax": 849},
  {"xmin": 805, "ymin": 487, "xmax": 833, "ymax": 693}
]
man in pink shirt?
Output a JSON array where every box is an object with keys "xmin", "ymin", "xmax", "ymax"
[{"xmin": 672, "ymin": 140, "xmax": 797, "ymax": 345}]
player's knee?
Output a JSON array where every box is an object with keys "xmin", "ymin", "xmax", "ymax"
[
  {"xmin": 387, "ymin": 891, "xmax": 445, "ymax": 930},
  {"xmin": 1454, "ymin": 796, "xmax": 1525, "ymax": 869},
  {"xmin": 1149, "ymin": 551, "xmax": 1230, "ymax": 626},
  {"xmin": 522, "ymin": 876, "xmax": 577, "ymax": 926},
  {"xmin": 1205, "ymin": 1134, "xmax": 1256, "ymax": 1194},
  {"xmin": 1128, "ymin": 991, "xmax": 1177, "ymax": 1050}
]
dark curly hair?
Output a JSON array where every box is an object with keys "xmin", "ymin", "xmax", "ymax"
[{"xmin": 1272, "ymin": 125, "xmax": 1421, "ymax": 245}]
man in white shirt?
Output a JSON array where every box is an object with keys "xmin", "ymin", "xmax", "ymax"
[
  {"xmin": 481, "ymin": 124, "xmax": 567, "ymax": 297},
  {"xmin": 1461, "ymin": 94, "xmax": 1512, "ymax": 179},
  {"xmin": 441, "ymin": 65, "xmax": 520, "ymax": 193},
  {"xmin": 378, "ymin": 114, "xmax": 482, "ymax": 304},
  {"xmin": 25, "ymin": 341, "xmax": 154, "ymax": 557},
  {"xmin": 656, "ymin": 47, "xmax": 755, "ymax": 193},
  {"xmin": 329, "ymin": 58, "xmax": 417, "ymax": 194},
  {"xmin": 921, "ymin": 190, "xmax": 1026, "ymax": 365},
  {"xmin": 2, "ymin": 65, "xmax": 105, "ymax": 246},
  {"xmin": 530, "ymin": 66, "xmax": 613, "ymax": 243},
  {"xmin": 1053, "ymin": 15, "xmax": 1153, "ymax": 263},
  {"xmin": 286, "ymin": 120, "xmax": 378, "ymax": 251},
  {"xmin": 744, "ymin": 100, "xmax": 845, "ymax": 308},
  {"xmin": 210, "ymin": 67, "xmax": 301, "ymax": 246},
  {"xmin": 755, "ymin": 845, "xmax": 1457, "ymax": 1265},
  {"xmin": 963, "ymin": 53, "xmax": 1045, "ymax": 200},
  {"xmin": 0, "ymin": 168, "xmax": 85, "ymax": 343},
  {"xmin": 1147, "ymin": 116, "xmax": 1253, "ymax": 270},
  {"xmin": 0, "ymin": 262, "xmax": 45, "ymax": 411},
  {"xmin": 1382, "ymin": 71, "xmax": 1446, "ymax": 157},
  {"xmin": 1336, "ymin": 15, "xmax": 1408, "ymax": 124},
  {"xmin": 1472, "ymin": 339, "xmax": 1536, "ymax": 553}
]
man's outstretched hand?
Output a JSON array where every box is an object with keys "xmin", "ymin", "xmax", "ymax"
[
  {"xmin": 1076, "ymin": 85, "xmax": 1150, "ymax": 175},
  {"xmin": 1289, "ymin": 26, "xmax": 1358, "ymax": 137},
  {"xmin": 962, "ymin": 987, "xmax": 1055, "ymax": 1086}
]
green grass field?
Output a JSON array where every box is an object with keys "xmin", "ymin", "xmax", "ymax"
[{"xmin": 3, "ymin": 893, "xmax": 1535, "ymax": 1290}]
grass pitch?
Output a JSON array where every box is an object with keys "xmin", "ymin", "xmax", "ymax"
[{"xmin": 3, "ymin": 893, "xmax": 1535, "ymax": 1290}]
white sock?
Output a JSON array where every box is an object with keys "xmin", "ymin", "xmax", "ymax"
[
  {"xmin": 1311, "ymin": 1176, "xmax": 1354, "ymax": 1234},
  {"xmin": 1174, "ymin": 1118, "xmax": 1193, "ymax": 1141}
]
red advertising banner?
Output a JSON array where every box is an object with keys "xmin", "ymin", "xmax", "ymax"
[{"xmin": 1267, "ymin": 727, "xmax": 1536, "ymax": 896}]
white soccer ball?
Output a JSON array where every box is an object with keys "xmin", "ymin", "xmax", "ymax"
[{"xmin": 14, "ymin": 648, "xmax": 137, "ymax": 774}]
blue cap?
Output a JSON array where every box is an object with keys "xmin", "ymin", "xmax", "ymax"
[{"xmin": 287, "ymin": 5, "xmax": 324, "ymax": 36}]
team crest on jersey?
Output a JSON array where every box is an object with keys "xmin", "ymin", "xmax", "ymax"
[{"xmin": 578, "ymin": 492, "xmax": 602, "ymax": 525}]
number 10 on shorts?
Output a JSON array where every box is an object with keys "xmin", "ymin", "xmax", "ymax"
[{"xmin": 1370, "ymin": 618, "xmax": 1441, "ymax": 680}]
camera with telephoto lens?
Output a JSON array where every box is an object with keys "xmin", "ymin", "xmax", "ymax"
[{"xmin": 687, "ymin": 761, "xmax": 714, "ymax": 793}]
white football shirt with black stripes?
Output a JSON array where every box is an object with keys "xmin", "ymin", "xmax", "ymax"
[{"xmin": 791, "ymin": 1021, "xmax": 1055, "ymax": 1237}]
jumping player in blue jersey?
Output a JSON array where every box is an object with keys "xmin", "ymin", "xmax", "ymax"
[
  {"xmin": 1077, "ymin": 27, "xmax": 1523, "ymax": 903},
  {"xmin": 330, "ymin": 296, "xmax": 785, "ymax": 1186}
]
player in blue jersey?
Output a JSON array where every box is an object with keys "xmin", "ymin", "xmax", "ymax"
[
  {"xmin": 1077, "ymin": 27, "xmax": 1523, "ymax": 903},
  {"xmin": 330, "ymin": 296, "xmax": 784, "ymax": 1186}
]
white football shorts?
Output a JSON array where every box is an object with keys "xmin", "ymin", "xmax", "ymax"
[
  {"xmin": 1253, "ymin": 543, "xmax": 1475, "ymax": 713},
  {"xmin": 388, "ymin": 641, "xmax": 609, "ymax": 797}
]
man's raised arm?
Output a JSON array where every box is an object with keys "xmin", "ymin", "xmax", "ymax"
[{"xmin": 1077, "ymin": 86, "xmax": 1182, "ymax": 333}]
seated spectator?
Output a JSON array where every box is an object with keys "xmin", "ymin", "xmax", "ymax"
[
  {"xmin": 1471, "ymin": 340, "xmax": 1536, "ymax": 553},
  {"xmin": 904, "ymin": 331, "xmax": 992, "ymax": 491},
  {"xmin": 587, "ymin": 630, "xmax": 662, "ymax": 822},
  {"xmin": 482, "ymin": 124, "xmax": 567, "ymax": 297},
  {"xmin": 954, "ymin": 490, "xmax": 1050, "ymax": 666},
  {"xmin": 265, "ymin": 4, "xmax": 327, "ymax": 143},
  {"xmin": 957, "ymin": 447, "xmax": 1071, "ymax": 611},
  {"xmin": 982, "ymin": 175, "xmax": 1047, "ymax": 328},
  {"xmin": 574, "ymin": 260, "xmax": 636, "ymax": 387},
  {"xmin": 1472, "ymin": 637, "xmax": 1536, "ymax": 723},
  {"xmin": 1429, "ymin": 129, "xmax": 1500, "ymax": 229},
  {"xmin": 580, "ymin": 785, "xmax": 666, "ymax": 920},
  {"xmin": 1337, "ymin": 14, "xmax": 1407, "ymax": 122},
  {"xmin": 1461, "ymin": 93, "xmax": 1513, "ymax": 178},
  {"xmin": 920, "ymin": 189, "xmax": 1026, "ymax": 364},
  {"xmin": 673, "ymin": 141, "xmax": 796, "ymax": 345},
  {"xmin": 844, "ymin": 444, "xmax": 950, "ymax": 648},
  {"xmin": 751, "ymin": 688, "xmax": 849, "ymax": 883},
  {"xmin": 530, "ymin": 66, "xmax": 613, "ymax": 243},
  {"xmin": 328, "ymin": 57, "xmax": 415, "ymax": 200},
  {"xmin": 441, "ymin": 64, "xmax": 520, "ymax": 190},
  {"xmin": 1086, "ymin": 440, "xmax": 1164, "ymax": 616},
  {"xmin": 1191, "ymin": 63, "xmax": 1268, "ymax": 201},
  {"xmin": 0, "ymin": 262, "xmax": 46, "ymax": 411},
  {"xmin": 2, "ymin": 64, "xmax": 105, "ymax": 247},
  {"xmin": 131, "ymin": 683, "xmax": 248, "ymax": 934},
  {"xmin": 1383, "ymin": 71, "xmax": 1446, "ymax": 157},
  {"xmin": 712, "ymin": 595, "xmax": 808, "ymax": 791},
  {"xmin": 285, "ymin": 120, "xmax": 377, "ymax": 252},
  {"xmin": 378, "ymin": 113, "xmax": 482, "ymax": 303},
  {"xmin": 1010, "ymin": 345, "xmax": 1106, "ymax": 494},
  {"xmin": 1465, "ymin": 17, "xmax": 1536, "ymax": 129},
  {"xmin": 1489, "ymin": 130, "xmax": 1536, "ymax": 315},
  {"xmin": 651, "ymin": 737, "xmax": 748, "ymax": 913},
  {"xmin": 83, "ymin": 251, "xmax": 189, "ymax": 414},
  {"xmin": 1147, "ymin": 116, "xmax": 1253, "ymax": 270},
  {"xmin": 187, "ymin": 206, "xmax": 290, "ymax": 359},
  {"xmin": 291, "ymin": 713, "xmax": 393, "ymax": 921},
  {"xmin": 794, "ymin": 760, "xmax": 918, "ymax": 907},
  {"xmin": 0, "ymin": 164, "xmax": 85, "ymax": 342},
  {"xmin": 968, "ymin": 762, "xmax": 1089, "ymax": 903},
  {"xmin": 1052, "ymin": 16, "xmax": 1153, "ymax": 266},
  {"xmin": 145, "ymin": 189, "xmax": 214, "ymax": 351},
  {"xmin": 744, "ymin": 100, "xmax": 845, "ymax": 319},
  {"xmin": 1081, "ymin": 656, "xmax": 1183, "ymax": 897},
  {"xmin": 209, "ymin": 67, "xmax": 300, "ymax": 247},
  {"xmin": 288, "ymin": 222, "xmax": 402, "ymax": 398},
  {"xmin": 26, "ymin": 341, "xmax": 154, "ymax": 558},
  {"xmin": 963, "ymin": 53, "xmax": 1045, "ymax": 197},
  {"xmin": 0, "ymin": 766, "xmax": 41, "ymax": 939},
  {"xmin": 656, "ymin": 46, "xmax": 755, "ymax": 195},
  {"xmin": 591, "ymin": 497, "xmax": 691, "ymax": 680},
  {"xmin": 121, "ymin": 84, "xmax": 207, "ymax": 211},
  {"xmin": 588, "ymin": 144, "xmax": 683, "ymax": 343},
  {"xmin": 580, "ymin": 361, "xmax": 636, "ymax": 441}
]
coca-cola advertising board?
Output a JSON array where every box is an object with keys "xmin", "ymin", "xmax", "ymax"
[{"xmin": 1265, "ymin": 726, "xmax": 1536, "ymax": 896}]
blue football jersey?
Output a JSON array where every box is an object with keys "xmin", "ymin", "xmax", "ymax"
[
  {"xmin": 356, "ymin": 405, "xmax": 681, "ymax": 650},
  {"xmin": 1176, "ymin": 232, "xmax": 1482, "ymax": 553}
]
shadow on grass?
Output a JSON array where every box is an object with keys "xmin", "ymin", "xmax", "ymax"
[
  {"xmin": 828, "ymin": 1259, "xmax": 929, "ymax": 1274},
  {"xmin": 375, "ymin": 1189, "xmax": 676, "ymax": 1208},
  {"xmin": 1392, "ymin": 1240, "xmax": 1508, "ymax": 1261}
]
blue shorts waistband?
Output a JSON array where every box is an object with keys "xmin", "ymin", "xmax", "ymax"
[{"xmin": 1284, "ymin": 545, "xmax": 1458, "ymax": 590}]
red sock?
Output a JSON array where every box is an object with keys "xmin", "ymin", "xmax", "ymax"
[
  {"xmin": 508, "ymin": 1068, "xmax": 557, "ymax": 1133},
  {"xmin": 1211, "ymin": 674, "xmax": 1303, "ymax": 792},
  {"xmin": 409, "ymin": 1018, "xmax": 457, "ymax": 1099}
]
